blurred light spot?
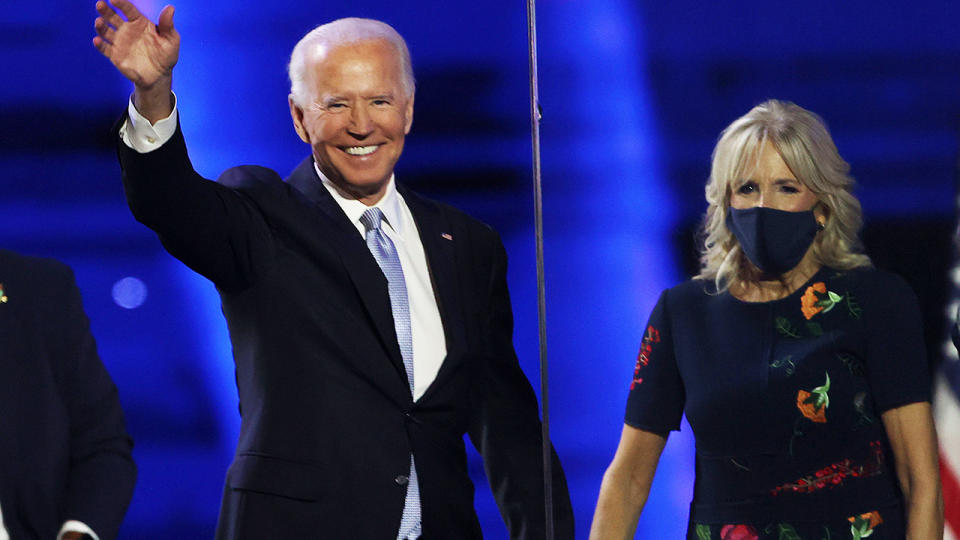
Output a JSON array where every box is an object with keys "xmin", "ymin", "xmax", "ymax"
[{"xmin": 112, "ymin": 277, "xmax": 148, "ymax": 309}]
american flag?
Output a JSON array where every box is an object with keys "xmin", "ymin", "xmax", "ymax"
[
  {"xmin": 937, "ymin": 186, "xmax": 960, "ymax": 540},
  {"xmin": 937, "ymin": 361, "xmax": 960, "ymax": 540}
]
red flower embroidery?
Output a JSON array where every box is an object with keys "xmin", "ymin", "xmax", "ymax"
[
  {"xmin": 630, "ymin": 325, "xmax": 661, "ymax": 389},
  {"xmin": 770, "ymin": 441, "xmax": 885, "ymax": 496},
  {"xmin": 720, "ymin": 524, "xmax": 758, "ymax": 540}
]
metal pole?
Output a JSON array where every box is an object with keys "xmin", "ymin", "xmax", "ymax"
[{"xmin": 525, "ymin": 0, "xmax": 553, "ymax": 538}]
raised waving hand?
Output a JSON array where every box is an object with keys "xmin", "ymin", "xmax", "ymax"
[{"xmin": 93, "ymin": 0, "xmax": 179, "ymax": 120}]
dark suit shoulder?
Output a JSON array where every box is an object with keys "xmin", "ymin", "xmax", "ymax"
[
  {"xmin": 217, "ymin": 165, "xmax": 286, "ymax": 191},
  {"xmin": 406, "ymin": 190, "xmax": 501, "ymax": 243},
  {"xmin": 0, "ymin": 249, "xmax": 74, "ymax": 292}
]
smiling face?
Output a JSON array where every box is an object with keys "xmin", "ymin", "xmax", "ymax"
[
  {"xmin": 729, "ymin": 140, "xmax": 820, "ymax": 213},
  {"xmin": 289, "ymin": 39, "xmax": 413, "ymax": 205}
]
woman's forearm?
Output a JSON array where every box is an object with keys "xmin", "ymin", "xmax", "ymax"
[
  {"xmin": 590, "ymin": 426, "xmax": 668, "ymax": 540},
  {"xmin": 590, "ymin": 464, "xmax": 649, "ymax": 540},
  {"xmin": 881, "ymin": 402, "xmax": 944, "ymax": 540},
  {"xmin": 904, "ymin": 476, "xmax": 944, "ymax": 540}
]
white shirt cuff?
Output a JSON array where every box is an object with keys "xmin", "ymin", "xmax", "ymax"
[
  {"xmin": 118, "ymin": 92, "xmax": 179, "ymax": 153},
  {"xmin": 57, "ymin": 519, "xmax": 99, "ymax": 540}
]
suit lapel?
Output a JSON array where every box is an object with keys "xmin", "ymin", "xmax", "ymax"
[
  {"xmin": 400, "ymin": 187, "xmax": 468, "ymax": 396},
  {"xmin": 285, "ymin": 158, "xmax": 408, "ymax": 386}
]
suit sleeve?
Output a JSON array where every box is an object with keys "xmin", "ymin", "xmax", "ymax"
[
  {"xmin": 466, "ymin": 230, "xmax": 575, "ymax": 540},
  {"xmin": 115, "ymin": 115, "xmax": 275, "ymax": 291},
  {"xmin": 48, "ymin": 265, "xmax": 136, "ymax": 540}
]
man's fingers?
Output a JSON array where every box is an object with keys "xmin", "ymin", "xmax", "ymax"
[
  {"xmin": 94, "ymin": 17, "xmax": 116, "ymax": 43},
  {"xmin": 92, "ymin": 35, "xmax": 112, "ymax": 57},
  {"xmin": 157, "ymin": 5, "xmax": 176, "ymax": 36},
  {"xmin": 95, "ymin": 1, "xmax": 124, "ymax": 28},
  {"xmin": 111, "ymin": 0, "xmax": 143, "ymax": 23}
]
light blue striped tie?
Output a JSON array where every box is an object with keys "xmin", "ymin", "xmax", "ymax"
[{"xmin": 360, "ymin": 207, "xmax": 421, "ymax": 539}]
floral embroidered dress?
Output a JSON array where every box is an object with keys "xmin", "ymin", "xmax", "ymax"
[{"xmin": 625, "ymin": 268, "xmax": 931, "ymax": 540}]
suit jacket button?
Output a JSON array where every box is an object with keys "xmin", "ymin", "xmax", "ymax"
[{"xmin": 395, "ymin": 474, "xmax": 409, "ymax": 486}]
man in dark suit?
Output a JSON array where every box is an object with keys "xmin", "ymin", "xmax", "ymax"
[
  {"xmin": 0, "ymin": 250, "xmax": 135, "ymax": 540},
  {"xmin": 93, "ymin": 1, "xmax": 573, "ymax": 538}
]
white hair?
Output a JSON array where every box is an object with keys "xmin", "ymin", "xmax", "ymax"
[{"xmin": 288, "ymin": 18, "xmax": 415, "ymax": 107}]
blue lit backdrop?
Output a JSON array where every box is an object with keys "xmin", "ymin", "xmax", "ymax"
[{"xmin": 1, "ymin": 1, "xmax": 958, "ymax": 538}]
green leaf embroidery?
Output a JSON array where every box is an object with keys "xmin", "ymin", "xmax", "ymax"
[
  {"xmin": 807, "ymin": 372, "xmax": 832, "ymax": 410},
  {"xmin": 821, "ymin": 525, "xmax": 833, "ymax": 540},
  {"xmin": 778, "ymin": 523, "xmax": 802, "ymax": 540},
  {"xmin": 695, "ymin": 523, "xmax": 711, "ymax": 540},
  {"xmin": 845, "ymin": 292, "xmax": 862, "ymax": 319},
  {"xmin": 837, "ymin": 353, "xmax": 864, "ymax": 376},
  {"xmin": 812, "ymin": 288, "xmax": 843, "ymax": 314},
  {"xmin": 849, "ymin": 514, "xmax": 879, "ymax": 539},
  {"xmin": 776, "ymin": 316, "xmax": 801, "ymax": 338},
  {"xmin": 788, "ymin": 417, "xmax": 805, "ymax": 456},
  {"xmin": 803, "ymin": 372, "xmax": 832, "ymax": 413},
  {"xmin": 806, "ymin": 321, "xmax": 823, "ymax": 336},
  {"xmin": 770, "ymin": 355, "xmax": 796, "ymax": 375}
]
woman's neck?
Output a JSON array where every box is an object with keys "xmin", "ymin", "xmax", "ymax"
[{"xmin": 730, "ymin": 253, "xmax": 822, "ymax": 303}]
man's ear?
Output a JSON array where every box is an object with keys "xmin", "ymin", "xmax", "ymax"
[
  {"xmin": 403, "ymin": 94, "xmax": 414, "ymax": 135},
  {"xmin": 289, "ymin": 95, "xmax": 310, "ymax": 143}
]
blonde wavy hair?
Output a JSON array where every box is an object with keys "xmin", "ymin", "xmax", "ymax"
[{"xmin": 697, "ymin": 99, "xmax": 871, "ymax": 291}]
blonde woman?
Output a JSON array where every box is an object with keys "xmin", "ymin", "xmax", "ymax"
[{"xmin": 591, "ymin": 100, "xmax": 943, "ymax": 540}]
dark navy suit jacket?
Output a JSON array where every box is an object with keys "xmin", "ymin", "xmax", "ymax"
[
  {"xmin": 0, "ymin": 250, "xmax": 135, "ymax": 540},
  {"xmin": 116, "ymin": 121, "xmax": 573, "ymax": 539}
]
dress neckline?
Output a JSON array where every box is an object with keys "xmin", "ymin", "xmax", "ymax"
[{"xmin": 725, "ymin": 266, "xmax": 830, "ymax": 306}]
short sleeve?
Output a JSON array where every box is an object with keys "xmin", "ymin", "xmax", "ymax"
[
  {"xmin": 861, "ymin": 271, "xmax": 931, "ymax": 413},
  {"xmin": 624, "ymin": 288, "xmax": 685, "ymax": 434}
]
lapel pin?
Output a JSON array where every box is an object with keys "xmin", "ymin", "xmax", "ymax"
[
  {"xmin": 441, "ymin": 233, "xmax": 453, "ymax": 241},
  {"xmin": 0, "ymin": 283, "xmax": 7, "ymax": 303}
]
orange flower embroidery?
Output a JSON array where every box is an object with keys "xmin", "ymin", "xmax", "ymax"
[
  {"xmin": 800, "ymin": 282, "xmax": 844, "ymax": 320},
  {"xmin": 848, "ymin": 510, "xmax": 883, "ymax": 539},
  {"xmin": 801, "ymin": 282, "xmax": 827, "ymax": 319},
  {"xmin": 796, "ymin": 391, "xmax": 826, "ymax": 423},
  {"xmin": 796, "ymin": 372, "xmax": 831, "ymax": 423}
]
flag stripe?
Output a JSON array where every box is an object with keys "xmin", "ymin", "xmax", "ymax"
[
  {"xmin": 942, "ymin": 451, "xmax": 960, "ymax": 535},
  {"xmin": 935, "ymin": 375, "xmax": 960, "ymax": 479}
]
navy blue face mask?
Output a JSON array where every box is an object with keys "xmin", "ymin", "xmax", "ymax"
[{"xmin": 726, "ymin": 207, "xmax": 820, "ymax": 275}]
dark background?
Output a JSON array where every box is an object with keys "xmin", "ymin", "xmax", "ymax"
[{"xmin": 1, "ymin": 1, "xmax": 957, "ymax": 537}]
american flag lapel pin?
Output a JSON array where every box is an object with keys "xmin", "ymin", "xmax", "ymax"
[
  {"xmin": 441, "ymin": 233, "xmax": 453, "ymax": 241},
  {"xmin": 0, "ymin": 283, "xmax": 7, "ymax": 303}
]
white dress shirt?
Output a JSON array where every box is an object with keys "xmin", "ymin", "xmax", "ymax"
[
  {"xmin": 314, "ymin": 166, "xmax": 447, "ymax": 400},
  {"xmin": 120, "ymin": 98, "xmax": 447, "ymax": 400},
  {"xmin": 0, "ymin": 501, "xmax": 99, "ymax": 540}
]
